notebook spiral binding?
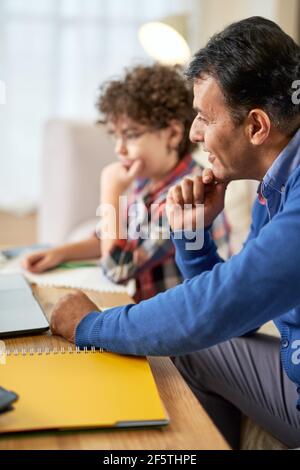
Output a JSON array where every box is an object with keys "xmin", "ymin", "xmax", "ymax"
[{"xmin": 0, "ymin": 346, "xmax": 104, "ymax": 356}]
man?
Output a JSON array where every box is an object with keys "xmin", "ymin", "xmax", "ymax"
[{"xmin": 50, "ymin": 17, "xmax": 300, "ymax": 449}]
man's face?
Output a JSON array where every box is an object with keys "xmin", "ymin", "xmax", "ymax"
[{"xmin": 190, "ymin": 76, "xmax": 254, "ymax": 182}]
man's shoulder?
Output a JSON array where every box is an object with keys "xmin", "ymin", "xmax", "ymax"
[
  {"xmin": 282, "ymin": 165, "xmax": 300, "ymax": 204},
  {"xmin": 287, "ymin": 164, "xmax": 300, "ymax": 190}
]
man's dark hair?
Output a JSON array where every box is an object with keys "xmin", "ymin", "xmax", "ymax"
[{"xmin": 186, "ymin": 16, "xmax": 300, "ymax": 135}]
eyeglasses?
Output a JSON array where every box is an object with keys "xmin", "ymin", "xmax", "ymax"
[{"xmin": 108, "ymin": 128, "xmax": 153, "ymax": 145}]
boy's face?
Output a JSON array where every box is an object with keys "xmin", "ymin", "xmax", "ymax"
[{"xmin": 107, "ymin": 116, "xmax": 181, "ymax": 181}]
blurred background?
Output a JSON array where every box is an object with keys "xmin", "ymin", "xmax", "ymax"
[{"xmin": 0, "ymin": 0, "xmax": 299, "ymax": 246}]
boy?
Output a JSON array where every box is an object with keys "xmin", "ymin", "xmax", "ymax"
[{"xmin": 23, "ymin": 64, "xmax": 230, "ymax": 301}]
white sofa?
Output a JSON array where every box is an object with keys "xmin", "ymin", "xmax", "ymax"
[
  {"xmin": 38, "ymin": 119, "xmax": 115, "ymax": 245},
  {"xmin": 38, "ymin": 119, "xmax": 284, "ymax": 449}
]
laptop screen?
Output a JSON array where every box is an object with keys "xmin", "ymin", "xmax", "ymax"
[{"xmin": 0, "ymin": 274, "xmax": 49, "ymax": 337}]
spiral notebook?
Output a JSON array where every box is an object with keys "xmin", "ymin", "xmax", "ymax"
[{"xmin": 0, "ymin": 347, "xmax": 168, "ymax": 434}]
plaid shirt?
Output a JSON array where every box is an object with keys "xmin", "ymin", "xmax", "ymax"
[{"xmin": 100, "ymin": 154, "xmax": 231, "ymax": 302}]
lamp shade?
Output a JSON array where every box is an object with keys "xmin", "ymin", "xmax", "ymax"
[{"xmin": 138, "ymin": 14, "xmax": 191, "ymax": 65}]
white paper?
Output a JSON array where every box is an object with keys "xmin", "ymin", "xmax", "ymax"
[
  {"xmin": 24, "ymin": 267, "xmax": 131, "ymax": 293},
  {"xmin": 0, "ymin": 256, "xmax": 135, "ymax": 295}
]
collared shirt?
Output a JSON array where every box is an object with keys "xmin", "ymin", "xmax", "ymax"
[
  {"xmin": 258, "ymin": 129, "xmax": 300, "ymax": 217},
  {"xmin": 100, "ymin": 154, "xmax": 231, "ymax": 301}
]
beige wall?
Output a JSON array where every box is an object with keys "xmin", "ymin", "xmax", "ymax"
[
  {"xmin": 0, "ymin": 211, "xmax": 37, "ymax": 246},
  {"xmin": 277, "ymin": 0, "xmax": 299, "ymax": 39},
  {"xmin": 189, "ymin": 0, "xmax": 299, "ymax": 51}
]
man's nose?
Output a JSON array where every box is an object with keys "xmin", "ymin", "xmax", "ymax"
[{"xmin": 189, "ymin": 119, "xmax": 204, "ymax": 143}]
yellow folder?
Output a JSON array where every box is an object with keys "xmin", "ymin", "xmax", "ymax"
[{"xmin": 0, "ymin": 350, "xmax": 168, "ymax": 434}]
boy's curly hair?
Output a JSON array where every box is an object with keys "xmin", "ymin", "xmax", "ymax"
[{"xmin": 96, "ymin": 64, "xmax": 197, "ymax": 159}]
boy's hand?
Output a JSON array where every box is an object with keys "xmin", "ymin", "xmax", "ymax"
[
  {"xmin": 50, "ymin": 291, "xmax": 99, "ymax": 343},
  {"xmin": 101, "ymin": 160, "xmax": 144, "ymax": 196},
  {"xmin": 22, "ymin": 248, "xmax": 65, "ymax": 273},
  {"xmin": 166, "ymin": 169, "xmax": 228, "ymax": 232}
]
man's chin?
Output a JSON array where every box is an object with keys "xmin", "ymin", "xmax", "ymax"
[{"xmin": 211, "ymin": 166, "xmax": 230, "ymax": 184}]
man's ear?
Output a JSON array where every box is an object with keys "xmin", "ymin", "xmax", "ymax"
[
  {"xmin": 167, "ymin": 120, "xmax": 184, "ymax": 151},
  {"xmin": 246, "ymin": 109, "xmax": 271, "ymax": 145}
]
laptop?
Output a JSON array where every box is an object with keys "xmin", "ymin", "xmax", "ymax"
[{"xmin": 0, "ymin": 273, "xmax": 49, "ymax": 337}]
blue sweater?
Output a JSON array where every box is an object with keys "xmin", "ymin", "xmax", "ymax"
[{"xmin": 76, "ymin": 129, "xmax": 300, "ymax": 410}]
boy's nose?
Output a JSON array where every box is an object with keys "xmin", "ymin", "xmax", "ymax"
[{"xmin": 115, "ymin": 139, "xmax": 128, "ymax": 156}]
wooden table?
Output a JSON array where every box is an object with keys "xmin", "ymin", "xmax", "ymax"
[{"xmin": 0, "ymin": 285, "xmax": 230, "ymax": 450}]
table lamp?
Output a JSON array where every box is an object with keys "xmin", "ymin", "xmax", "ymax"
[{"xmin": 138, "ymin": 14, "xmax": 191, "ymax": 65}]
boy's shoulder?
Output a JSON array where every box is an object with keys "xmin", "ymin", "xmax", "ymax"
[{"xmin": 129, "ymin": 158, "xmax": 205, "ymax": 204}]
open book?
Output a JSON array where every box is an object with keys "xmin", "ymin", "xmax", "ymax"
[{"xmin": 0, "ymin": 255, "xmax": 135, "ymax": 295}]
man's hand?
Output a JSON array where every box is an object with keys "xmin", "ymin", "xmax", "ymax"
[
  {"xmin": 166, "ymin": 168, "xmax": 228, "ymax": 231},
  {"xmin": 50, "ymin": 291, "xmax": 99, "ymax": 343}
]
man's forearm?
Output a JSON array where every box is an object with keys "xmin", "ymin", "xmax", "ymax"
[
  {"xmin": 172, "ymin": 229, "xmax": 224, "ymax": 279},
  {"xmin": 75, "ymin": 201, "xmax": 300, "ymax": 357}
]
